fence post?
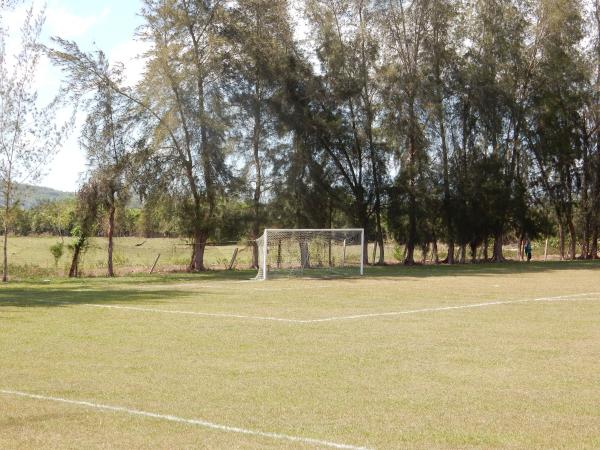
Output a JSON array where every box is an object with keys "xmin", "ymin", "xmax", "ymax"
[
  {"xmin": 149, "ymin": 254, "xmax": 161, "ymax": 274},
  {"xmin": 227, "ymin": 248, "xmax": 239, "ymax": 270}
]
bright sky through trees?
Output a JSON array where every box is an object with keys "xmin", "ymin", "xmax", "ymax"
[{"xmin": 3, "ymin": 0, "xmax": 144, "ymax": 191}]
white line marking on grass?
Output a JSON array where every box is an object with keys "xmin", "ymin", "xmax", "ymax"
[
  {"xmin": 304, "ymin": 292, "xmax": 600, "ymax": 323},
  {"xmin": 85, "ymin": 304, "xmax": 308, "ymax": 323},
  {"xmin": 76, "ymin": 292, "xmax": 600, "ymax": 324},
  {"xmin": 0, "ymin": 389, "xmax": 371, "ymax": 450}
]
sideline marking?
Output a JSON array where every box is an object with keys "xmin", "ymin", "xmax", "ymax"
[
  {"xmin": 71, "ymin": 292, "xmax": 600, "ymax": 323},
  {"xmin": 0, "ymin": 389, "xmax": 370, "ymax": 450}
]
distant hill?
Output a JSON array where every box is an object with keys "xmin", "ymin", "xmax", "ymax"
[
  {"xmin": 13, "ymin": 184, "xmax": 75, "ymax": 209},
  {"xmin": 10, "ymin": 184, "xmax": 143, "ymax": 209}
]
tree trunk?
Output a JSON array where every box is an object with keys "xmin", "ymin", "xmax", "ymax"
[
  {"xmin": 581, "ymin": 131, "xmax": 591, "ymax": 259},
  {"xmin": 435, "ymin": 57, "xmax": 454, "ymax": 266},
  {"xmin": 420, "ymin": 243, "xmax": 429, "ymax": 264},
  {"xmin": 559, "ymin": 223, "xmax": 565, "ymax": 260},
  {"xmin": 404, "ymin": 190, "xmax": 417, "ymax": 266},
  {"xmin": 251, "ymin": 77, "xmax": 262, "ymax": 270},
  {"xmin": 358, "ymin": 6, "xmax": 384, "ymax": 265},
  {"xmin": 470, "ymin": 241, "xmax": 477, "ymax": 263},
  {"xmin": 404, "ymin": 96, "xmax": 418, "ymax": 267},
  {"xmin": 300, "ymin": 241, "xmax": 310, "ymax": 269},
  {"xmin": 432, "ymin": 239, "xmax": 439, "ymax": 264},
  {"xmin": 492, "ymin": 231, "xmax": 505, "ymax": 262},
  {"xmin": 567, "ymin": 217, "xmax": 577, "ymax": 260},
  {"xmin": 192, "ymin": 229, "xmax": 207, "ymax": 271},
  {"xmin": 580, "ymin": 227, "xmax": 590, "ymax": 260},
  {"xmin": 69, "ymin": 238, "xmax": 83, "ymax": 278},
  {"xmin": 446, "ymin": 241, "xmax": 455, "ymax": 264},
  {"xmin": 107, "ymin": 203, "xmax": 116, "ymax": 277},
  {"xmin": 483, "ymin": 238, "xmax": 489, "ymax": 262},
  {"xmin": 2, "ymin": 219, "xmax": 8, "ymax": 283},
  {"xmin": 592, "ymin": 227, "xmax": 599, "ymax": 259},
  {"xmin": 459, "ymin": 244, "xmax": 466, "ymax": 264},
  {"xmin": 69, "ymin": 247, "xmax": 80, "ymax": 278},
  {"xmin": 405, "ymin": 242, "xmax": 415, "ymax": 266},
  {"xmin": 3, "ymin": 186, "xmax": 10, "ymax": 282},
  {"xmin": 518, "ymin": 235, "xmax": 524, "ymax": 261}
]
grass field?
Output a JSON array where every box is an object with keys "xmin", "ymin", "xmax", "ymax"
[{"xmin": 1, "ymin": 261, "xmax": 600, "ymax": 448}]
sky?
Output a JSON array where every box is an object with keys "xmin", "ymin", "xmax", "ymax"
[{"xmin": 4, "ymin": 0, "xmax": 145, "ymax": 192}]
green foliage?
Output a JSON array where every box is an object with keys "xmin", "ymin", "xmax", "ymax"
[
  {"xmin": 49, "ymin": 241, "xmax": 64, "ymax": 267},
  {"xmin": 45, "ymin": 0, "xmax": 600, "ymax": 268}
]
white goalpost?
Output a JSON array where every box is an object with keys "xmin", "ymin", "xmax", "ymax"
[{"xmin": 255, "ymin": 229, "xmax": 365, "ymax": 280}]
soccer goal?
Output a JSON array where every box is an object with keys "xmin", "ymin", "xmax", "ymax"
[{"xmin": 255, "ymin": 229, "xmax": 365, "ymax": 280}]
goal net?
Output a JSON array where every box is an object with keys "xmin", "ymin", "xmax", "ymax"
[{"xmin": 255, "ymin": 229, "xmax": 364, "ymax": 280}]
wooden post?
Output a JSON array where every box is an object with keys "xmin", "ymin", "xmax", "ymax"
[
  {"xmin": 227, "ymin": 248, "xmax": 239, "ymax": 270},
  {"xmin": 149, "ymin": 254, "xmax": 161, "ymax": 274},
  {"xmin": 544, "ymin": 238, "xmax": 549, "ymax": 261},
  {"xmin": 342, "ymin": 239, "xmax": 347, "ymax": 267}
]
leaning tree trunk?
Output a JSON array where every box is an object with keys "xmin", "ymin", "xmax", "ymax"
[
  {"xmin": 69, "ymin": 237, "xmax": 85, "ymax": 278},
  {"xmin": 107, "ymin": 203, "xmax": 116, "ymax": 277},
  {"xmin": 567, "ymin": 217, "xmax": 577, "ymax": 261}
]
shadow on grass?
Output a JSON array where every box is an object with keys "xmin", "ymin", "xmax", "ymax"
[
  {"xmin": 0, "ymin": 285, "xmax": 191, "ymax": 309},
  {"xmin": 238, "ymin": 260, "xmax": 600, "ymax": 280},
  {"xmin": 361, "ymin": 259, "xmax": 600, "ymax": 279},
  {"xmin": 1, "ymin": 261, "xmax": 598, "ymax": 298}
]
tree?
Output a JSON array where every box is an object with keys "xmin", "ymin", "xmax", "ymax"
[
  {"xmin": 68, "ymin": 180, "xmax": 100, "ymax": 277},
  {"xmin": 0, "ymin": 4, "xmax": 63, "ymax": 281},
  {"xmin": 48, "ymin": 43, "xmax": 135, "ymax": 276},
  {"xmin": 80, "ymin": 73, "xmax": 134, "ymax": 277},
  {"xmin": 277, "ymin": 0, "xmax": 386, "ymax": 264},
  {"xmin": 379, "ymin": 0, "xmax": 431, "ymax": 265},
  {"xmin": 527, "ymin": 0, "xmax": 586, "ymax": 260},
  {"xmin": 50, "ymin": 0, "xmax": 231, "ymax": 271},
  {"xmin": 226, "ymin": 0, "xmax": 295, "ymax": 268},
  {"xmin": 135, "ymin": 0, "xmax": 231, "ymax": 270},
  {"xmin": 421, "ymin": 0, "xmax": 458, "ymax": 263}
]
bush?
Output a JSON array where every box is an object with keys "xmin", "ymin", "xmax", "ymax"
[{"xmin": 49, "ymin": 242, "xmax": 64, "ymax": 267}]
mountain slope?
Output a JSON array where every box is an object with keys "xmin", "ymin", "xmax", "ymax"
[{"xmin": 12, "ymin": 184, "xmax": 75, "ymax": 209}]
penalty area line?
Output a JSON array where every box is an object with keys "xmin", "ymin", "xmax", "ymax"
[
  {"xmin": 0, "ymin": 389, "xmax": 371, "ymax": 450},
  {"xmin": 305, "ymin": 292, "xmax": 600, "ymax": 323},
  {"xmin": 84, "ymin": 304, "xmax": 308, "ymax": 323},
  {"xmin": 30, "ymin": 292, "xmax": 600, "ymax": 324}
]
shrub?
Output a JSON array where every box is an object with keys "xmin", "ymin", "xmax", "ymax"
[{"xmin": 49, "ymin": 242, "xmax": 64, "ymax": 267}]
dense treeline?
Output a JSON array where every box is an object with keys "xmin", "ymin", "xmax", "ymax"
[
  {"xmin": 3, "ymin": 198, "xmax": 249, "ymax": 241},
  {"xmin": 4, "ymin": 0, "xmax": 600, "ymax": 277}
]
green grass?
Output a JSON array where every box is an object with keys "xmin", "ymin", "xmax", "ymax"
[
  {"xmin": 4, "ymin": 236, "xmax": 252, "ymax": 277},
  {"xmin": 1, "ymin": 261, "xmax": 600, "ymax": 448}
]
